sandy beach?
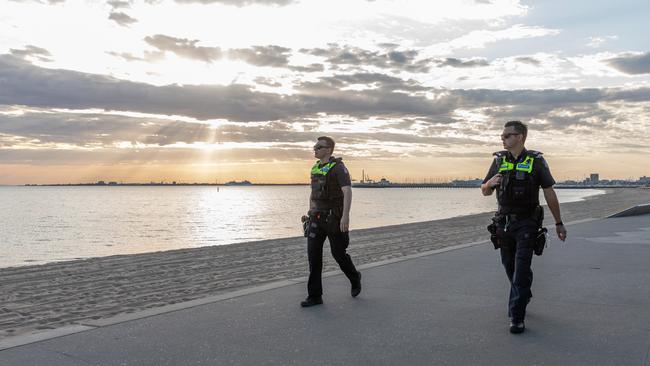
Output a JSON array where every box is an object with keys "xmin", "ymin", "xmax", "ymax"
[{"xmin": 1, "ymin": 188, "xmax": 649, "ymax": 340}]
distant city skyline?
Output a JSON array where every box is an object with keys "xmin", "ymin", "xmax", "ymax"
[
  {"xmin": 1, "ymin": 0, "xmax": 650, "ymax": 184},
  {"xmin": 15, "ymin": 173, "xmax": 650, "ymax": 187}
]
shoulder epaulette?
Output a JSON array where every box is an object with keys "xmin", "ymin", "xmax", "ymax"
[
  {"xmin": 527, "ymin": 150, "xmax": 543, "ymax": 157},
  {"xmin": 492, "ymin": 150, "xmax": 507, "ymax": 157}
]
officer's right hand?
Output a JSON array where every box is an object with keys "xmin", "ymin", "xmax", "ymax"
[
  {"xmin": 556, "ymin": 224, "xmax": 567, "ymax": 241},
  {"xmin": 489, "ymin": 174, "xmax": 502, "ymax": 188}
]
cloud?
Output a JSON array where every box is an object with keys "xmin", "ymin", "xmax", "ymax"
[
  {"xmin": 9, "ymin": 45, "xmax": 52, "ymax": 62},
  {"xmin": 433, "ymin": 58, "xmax": 489, "ymax": 68},
  {"xmin": 586, "ymin": 36, "xmax": 617, "ymax": 49},
  {"xmin": 144, "ymin": 35, "xmax": 223, "ymax": 63},
  {"xmin": 173, "ymin": 0, "xmax": 295, "ymax": 6},
  {"xmin": 107, "ymin": 50, "xmax": 166, "ymax": 62},
  {"xmin": 253, "ymin": 77, "xmax": 282, "ymax": 87},
  {"xmin": 606, "ymin": 52, "xmax": 650, "ymax": 75},
  {"xmin": 0, "ymin": 108, "xmax": 488, "ymax": 167},
  {"xmin": 228, "ymin": 45, "xmax": 291, "ymax": 67},
  {"xmin": 108, "ymin": 11, "xmax": 138, "ymax": 26},
  {"xmin": 514, "ymin": 57, "xmax": 540, "ymax": 66},
  {"xmin": 107, "ymin": 0, "xmax": 131, "ymax": 9},
  {"xmin": 444, "ymin": 24, "xmax": 560, "ymax": 51},
  {"xmin": 142, "ymin": 35, "xmax": 299, "ymax": 68},
  {"xmin": 300, "ymin": 45, "xmax": 432, "ymax": 73},
  {"xmin": 299, "ymin": 72, "xmax": 428, "ymax": 92},
  {"xmin": 287, "ymin": 63, "xmax": 325, "ymax": 73}
]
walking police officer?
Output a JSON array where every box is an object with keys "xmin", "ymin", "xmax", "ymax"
[
  {"xmin": 481, "ymin": 121, "xmax": 567, "ymax": 333},
  {"xmin": 300, "ymin": 136, "xmax": 361, "ymax": 307}
]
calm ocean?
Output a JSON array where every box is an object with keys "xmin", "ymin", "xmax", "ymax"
[{"xmin": 0, "ymin": 186, "xmax": 603, "ymax": 268}]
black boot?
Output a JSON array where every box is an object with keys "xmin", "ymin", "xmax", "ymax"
[
  {"xmin": 509, "ymin": 320, "xmax": 525, "ymax": 334},
  {"xmin": 300, "ymin": 296, "xmax": 323, "ymax": 307},
  {"xmin": 351, "ymin": 272, "xmax": 362, "ymax": 297}
]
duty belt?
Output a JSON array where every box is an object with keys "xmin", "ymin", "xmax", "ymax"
[{"xmin": 309, "ymin": 209, "xmax": 332, "ymax": 220}]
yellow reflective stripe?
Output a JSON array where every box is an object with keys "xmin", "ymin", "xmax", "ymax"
[
  {"xmin": 498, "ymin": 156, "xmax": 534, "ymax": 173},
  {"xmin": 311, "ymin": 161, "xmax": 337, "ymax": 175},
  {"xmin": 498, "ymin": 157, "xmax": 514, "ymax": 172},
  {"xmin": 516, "ymin": 156, "xmax": 534, "ymax": 173}
]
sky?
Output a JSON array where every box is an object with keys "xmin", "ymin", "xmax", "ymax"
[{"xmin": 1, "ymin": 0, "xmax": 650, "ymax": 184}]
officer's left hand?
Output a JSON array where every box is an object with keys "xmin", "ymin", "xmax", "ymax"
[
  {"xmin": 340, "ymin": 215, "xmax": 350, "ymax": 232},
  {"xmin": 556, "ymin": 224, "xmax": 567, "ymax": 242}
]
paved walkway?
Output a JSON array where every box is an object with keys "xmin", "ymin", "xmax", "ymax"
[{"xmin": 1, "ymin": 215, "xmax": 649, "ymax": 365}]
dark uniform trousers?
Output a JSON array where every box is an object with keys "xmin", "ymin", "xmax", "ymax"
[
  {"xmin": 307, "ymin": 211, "xmax": 359, "ymax": 297},
  {"xmin": 498, "ymin": 217, "xmax": 538, "ymax": 323}
]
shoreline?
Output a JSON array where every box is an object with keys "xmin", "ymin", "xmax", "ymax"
[{"xmin": 1, "ymin": 188, "xmax": 649, "ymax": 339}]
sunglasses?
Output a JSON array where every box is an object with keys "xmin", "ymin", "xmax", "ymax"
[
  {"xmin": 500, "ymin": 133, "xmax": 521, "ymax": 139},
  {"xmin": 313, "ymin": 145, "xmax": 330, "ymax": 151}
]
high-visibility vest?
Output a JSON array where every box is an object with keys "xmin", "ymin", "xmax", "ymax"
[
  {"xmin": 493, "ymin": 150, "xmax": 542, "ymax": 214},
  {"xmin": 310, "ymin": 158, "xmax": 344, "ymax": 203}
]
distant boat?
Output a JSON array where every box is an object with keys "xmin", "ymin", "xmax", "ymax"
[
  {"xmin": 225, "ymin": 180, "xmax": 253, "ymax": 186},
  {"xmin": 353, "ymin": 177, "xmax": 391, "ymax": 188}
]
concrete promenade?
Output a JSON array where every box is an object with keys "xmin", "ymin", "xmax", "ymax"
[{"xmin": 1, "ymin": 215, "xmax": 649, "ymax": 365}]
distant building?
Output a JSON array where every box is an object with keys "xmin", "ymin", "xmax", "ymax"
[
  {"xmin": 225, "ymin": 180, "xmax": 252, "ymax": 186},
  {"xmin": 451, "ymin": 178, "xmax": 482, "ymax": 187},
  {"xmin": 590, "ymin": 173, "xmax": 599, "ymax": 184}
]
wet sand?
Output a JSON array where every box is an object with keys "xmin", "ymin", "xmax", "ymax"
[{"xmin": 1, "ymin": 188, "xmax": 649, "ymax": 339}]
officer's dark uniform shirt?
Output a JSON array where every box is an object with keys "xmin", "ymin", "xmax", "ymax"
[
  {"xmin": 482, "ymin": 148, "xmax": 555, "ymax": 213},
  {"xmin": 310, "ymin": 158, "xmax": 351, "ymax": 211}
]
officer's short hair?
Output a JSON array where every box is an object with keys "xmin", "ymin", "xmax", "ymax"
[
  {"xmin": 317, "ymin": 136, "xmax": 335, "ymax": 152},
  {"xmin": 504, "ymin": 120, "xmax": 528, "ymax": 141}
]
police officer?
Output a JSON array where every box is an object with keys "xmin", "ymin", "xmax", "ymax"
[
  {"xmin": 481, "ymin": 121, "xmax": 567, "ymax": 334},
  {"xmin": 300, "ymin": 136, "xmax": 361, "ymax": 307}
]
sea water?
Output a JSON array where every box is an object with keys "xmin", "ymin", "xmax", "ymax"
[{"xmin": 0, "ymin": 186, "xmax": 603, "ymax": 267}]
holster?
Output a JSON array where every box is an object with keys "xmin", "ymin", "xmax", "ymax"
[
  {"xmin": 534, "ymin": 227, "xmax": 548, "ymax": 256},
  {"xmin": 487, "ymin": 215, "xmax": 505, "ymax": 250}
]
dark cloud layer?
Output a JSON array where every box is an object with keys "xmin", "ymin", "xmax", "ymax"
[
  {"xmin": 0, "ymin": 55, "xmax": 290, "ymax": 121},
  {"xmin": 607, "ymin": 52, "xmax": 650, "ymax": 75},
  {"xmin": 3, "ymin": 54, "xmax": 650, "ymax": 129},
  {"xmin": 0, "ymin": 55, "xmax": 454, "ymax": 121}
]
